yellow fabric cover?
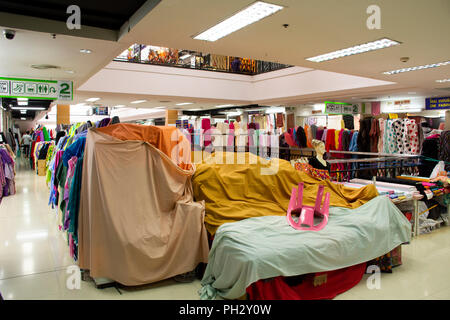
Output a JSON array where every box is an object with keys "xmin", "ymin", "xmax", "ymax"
[{"xmin": 193, "ymin": 152, "xmax": 378, "ymax": 235}]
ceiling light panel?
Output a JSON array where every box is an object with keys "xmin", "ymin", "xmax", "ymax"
[
  {"xmin": 85, "ymin": 98, "xmax": 100, "ymax": 102},
  {"xmin": 18, "ymin": 101, "xmax": 28, "ymax": 106},
  {"xmin": 11, "ymin": 106, "xmax": 46, "ymax": 110},
  {"xmin": 131, "ymin": 100, "xmax": 147, "ymax": 104},
  {"xmin": 383, "ymin": 61, "xmax": 450, "ymax": 75},
  {"xmin": 306, "ymin": 38, "xmax": 400, "ymax": 63},
  {"xmin": 194, "ymin": 1, "xmax": 284, "ymax": 42},
  {"xmin": 436, "ymin": 78, "xmax": 450, "ymax": 83},
  {"xmin": 176, "ymin": 102, "xmax": 194, "ymax": 106}
]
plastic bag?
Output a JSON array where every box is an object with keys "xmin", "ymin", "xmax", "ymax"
[{"xmin": 429, "ymin": 161, "xmax": 445, "ymax": 179}]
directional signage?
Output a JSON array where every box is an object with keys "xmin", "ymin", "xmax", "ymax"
[
  {"xmin": 0, "ymin": 77, "xmax": 73, "ymax": 101},
  {"xmin": 426, "ymin": 96, "xmax": 450, "ymax": 110},
  {"xmin": 324, "ymin": 101, "xmax": 361, "ymax": 114}
]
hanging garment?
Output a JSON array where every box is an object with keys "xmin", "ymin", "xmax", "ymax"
[
  {"xmin": 357, "ymin": 117, "xmax": 372, "ymax": 153},
  {"xmin": 295, "ymin": 126, "xmax": 307, "ymax": 148},
  {"xmin": 378, "ymin": 118, "xmax": 385, "ymax": 153},
  {"xmin": 369, "ymin": 118, "xmax": 380, "ymax": 153}
]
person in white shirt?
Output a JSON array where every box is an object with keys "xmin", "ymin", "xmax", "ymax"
[{"xmin": 21, "ymin": 131, "xmax": 32, "ymax": 158}]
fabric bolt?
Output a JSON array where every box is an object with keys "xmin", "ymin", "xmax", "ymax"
[
  {"xmin": 246, "ymin": 262, "xmax": 367, "ymax": 300},
  {"xmin": 192, "ymin": 152, "xmax": 378, "ymax": 235},
  {"xmin": 199, "ymin": 196, "xmax": 411, "ymax": 300},
  {"xmin": 96, "ymin": 124, "xmax": 193, "ymax": 170},
  {"xmin": 78, "ymin": 128, "xmax": 209, "ymax": 286}
]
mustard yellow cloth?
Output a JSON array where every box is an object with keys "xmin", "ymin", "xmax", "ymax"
[{"xmin": 193, "ymin": 152, "xmax": 379, "ymax": 235}]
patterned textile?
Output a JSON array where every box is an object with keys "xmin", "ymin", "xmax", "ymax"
[
  {"xmin": 439, "ymin": 131, "xmax": 450, "ymax": 171},
  {"xmin": 367, "ymin": 246, "xmax": 402, "ymax": 273},
  {"xmin": 294, "ymin": 162, "xmax": 331, "ymax": 181}
]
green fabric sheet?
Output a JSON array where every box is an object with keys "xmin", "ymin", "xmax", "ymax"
[{"xmin": 199, "ymin": 195, "xmax": 411, "ymax": 300}]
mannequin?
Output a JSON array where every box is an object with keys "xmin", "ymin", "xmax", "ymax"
[{"xmin": 308, "ymin": 139, "xmax": 330, "ymax": 172}]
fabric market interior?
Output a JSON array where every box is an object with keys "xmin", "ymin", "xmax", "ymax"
[{"xmin": 0, "ymin": 0, "xmax": 449, "ymax": 301}]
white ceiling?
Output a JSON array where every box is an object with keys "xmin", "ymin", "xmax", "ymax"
[
  {"xmin": 121, "ymin": 0, "xmax": 450, "ymax": 99},
  {"xmin": 0, "ymin": 26, "xmax": 127, "ymax": 89}
]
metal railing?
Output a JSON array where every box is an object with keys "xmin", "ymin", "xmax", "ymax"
[{"xmin": 113, "ymin": 44, "xmax": 292, "ymax": 76}]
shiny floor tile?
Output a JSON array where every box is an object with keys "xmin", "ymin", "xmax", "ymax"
[{"xmin": 0, "ymin": 156, "xmax": 449, "ymax": 300}]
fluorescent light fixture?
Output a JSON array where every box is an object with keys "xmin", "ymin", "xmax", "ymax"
[
  {"xmin": 20, "ymin": 110, "xmax": 27, "ymax": 114},
  {"xmin": 265, "ymin": 106, "xmax": 285, "ymax": 114},
  {"xmin": 18, "ymin": 101, "xmax": 28, "ymax": 106},
  {"xmin": 176, "ymin": 102, "xmax": 194, "ymax": 106},
  {"xmin": 11, "ymin": 106, "xmax": 45, "ymax": 110},
  {"xmin": 306, "ymin": 38, "xmax": 400, "ymax": 62},
  {"xmin": 154, "ymin": 107, "xmax": 166, "ymax": 109},
  {"xmin": 131, "ymin": 100, "xmax": 147, "ymax": 104},
  {"xmin": 20, "ymin": 117, "xmax": 26, "ymax": 120},
  {"xmin": 85, "ymin": 97, "xmax": 100, "ymax": 102},
  {"xmin": 194, "ymin": 1, "xmax": 284, "ymax": 42},
  {"xmin": 17, "ymin": 98, "xmax": 28, "ymax": 102},
  {"xmin": 80, "ymin": 49, "xmax": 92, "ymax": 54},
  {"xmin": 215, "ymin": 104, "xmax": 234, "ymax": 108},
  {"xmin": 224, "ymin": 111, "xmax": 242, "ymax": 117},
  {"xmin": 113, "ymin": 105, "xmax": 126, "ymax": 108},
  {"xmin": 436, "ymin": 78, "xmax": 450, "ymax": 83},
  {"xmin": 187, "ymin": 108, "xmax": 202, "ymax": 111},
  {"xmin": 383, "ymin": 61, "xmax": 450, "ymax": 75},
  {"xmin": 180, "ymin": 54, "xmax": 191, "ymax": 60}
]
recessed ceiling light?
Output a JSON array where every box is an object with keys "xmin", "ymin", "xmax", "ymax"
[
  {"xmin": 11, "ymin": 106, "xmax": 45, "ymax": 110},
  {"xmin": 215, "ymin": 104, "xmax": 234, "ymax": 108},
  {"xmin": 436, "ymin": 79, "xmax": 450, "ymax": 83},
  {"xmin": 20, "ymin": 117, "xmax": 26, "ymax": 120},
  {"xmin": 131, "ymin": 100, "xmax": 147, "ymax": 104},
  {"xmin": 18, "ymin": 101, "xmax": 28, "ymax": 106},
  {"xmin": 194, "ymin": 1, "xmax": 284, "ymax": 42},
  {"xmin": 80, "ymin": 49, "xmax": 92, "ymax": 54},
  {"xmin": 65, "ymin": 70, "xmax": 75, "ymax": 74},
  {"xmin": 306, "ymin": 38, "xmax": 400, "ymax": 62},
  {"xmin": 30, "ymin": 64, "xmax": 60, "ymax": 70},
  {"xmin": 85, "ymin": 97, "xmax": 100, "ymax": 102},
  {"xmin": 176, "ymin": 102, "xmax": 194, "ymax": 106},
  {"xmin": 383, "ymin": 61, "xmax": 450, "ymax": 75}
]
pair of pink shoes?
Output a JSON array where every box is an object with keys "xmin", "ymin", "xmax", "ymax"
[{"xmin": 287, "ymin": 183, "xmax": 330, "ymax": 231}]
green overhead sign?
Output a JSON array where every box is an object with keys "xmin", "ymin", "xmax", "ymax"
[
  {"xmin": 0, "ymin": 77, "xmax": 73, "ymax": 101},
  {"xmin": 324, "ymin": 101, "xmax": 361, "ymax": 114}
]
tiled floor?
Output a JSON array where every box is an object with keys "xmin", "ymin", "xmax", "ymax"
[{"xmin": 0, "ymin": 157, "xmax": 449, "ymax": 300}]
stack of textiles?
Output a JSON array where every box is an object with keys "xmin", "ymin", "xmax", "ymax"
[{"xmin": 0, "ymin": 144, "xmax": 16, "ymax": 203}]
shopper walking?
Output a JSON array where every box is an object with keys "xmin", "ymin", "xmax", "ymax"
[{"xmin": 21, "ymin": 131, "xmax": 32, "ymax": 158}]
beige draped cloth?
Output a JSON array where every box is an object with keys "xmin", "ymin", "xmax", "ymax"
[{"xmin": 78, "ymin": 128, "xmax": 209, "ymax": 286}]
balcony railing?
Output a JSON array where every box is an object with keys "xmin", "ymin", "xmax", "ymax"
[{"xmin": 113, "ymin": 44, "xmax": 292, "ymax": 76}]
